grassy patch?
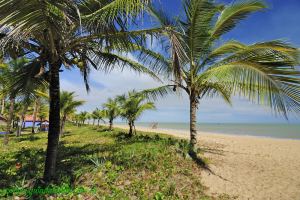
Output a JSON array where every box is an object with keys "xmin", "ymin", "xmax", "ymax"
[{"xmin": 0, "ymin": 124, "xmax": 221, "ymax": 199}]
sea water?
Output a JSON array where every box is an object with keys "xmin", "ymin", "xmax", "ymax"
[{"xmin": 116, "ymin": 122, "xmax": 300, "ymax": 140}]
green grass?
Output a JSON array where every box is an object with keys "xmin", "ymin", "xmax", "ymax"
[{"xmin": 0, "ymin": 124, "xmax": 221, "ymax": 200}]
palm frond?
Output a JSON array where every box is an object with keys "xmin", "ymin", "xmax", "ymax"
[
  {"xmin": 211, "ymin": 0, "xmax": 266, "ymax": 39},
  {"xmin": 183, "ymin": 0, "xmax": 220, "ymax": 60},
  {"xmin": 202, "ymin": 61, "xmax": 300, "ymax": 117},
  {"xmin": 90, "ymin": 51, "xmax": 161, "ymax": 81},
  {"xmin": 138, "ymin": 85, "xmax": 175, "ymax": 101},
  {"xmin": 197, "ymin": 80, "xmax": 232, "ymax": 105},
  {"xmin": 82, "ymin": 0, "xmax": 149, "ymax": 27}
]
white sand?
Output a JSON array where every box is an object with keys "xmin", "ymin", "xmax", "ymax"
[{"xmin": 114, "ymin": 124, "xmax": 300, "ymax": 200}]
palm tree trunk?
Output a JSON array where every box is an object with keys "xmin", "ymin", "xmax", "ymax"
[
  {"xmin": 1, "ymin": 98, "xmax": 5, "ymax": 115},
  {"xmin": 128, "ymin": 122, "xmax": 133, "ymax": 137},
  {"xmin": 60, "ymin": 115, "xmax": 66, "ymax": 136},
  {"xmin": 3, "ymin": 97, "xmax": 15, "ymax": 145},
  {"xmin": 109, "ymin": 119, "xmax": 113, "ymax": 131},
  {"xmin": 32, "ymin": 98, "xmax": 40, "ymax": 134},
  {"xmin": 133, "ymin": 122, "xmax": 136, "ymax": 135},
  {"xmin": 97, "ymin": 119, "xmax": 100, "ymax": 126},
  {"xmin": 44, "ymin": 61, "xmax": 61, "ymax": 182},
  {"xmin": 189, "ymin": 96, "xmax": 198, "ymax": 150},
  {"xmin": 17, "ymin": 106, "xmax": 28, "ymax": 137}
]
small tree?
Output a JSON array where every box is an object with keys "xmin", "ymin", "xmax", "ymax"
[
  {"xmin": 103, "ymin": 98, "xmax": 119, "ymax": 131},
  {"xmin": 60, "ymin": 91, "xmax": 84, "ymax": 135},
  {"xmin": 92, "ymin": 108, "xmax": 106, "ymax": 127},
  {"xmin": 79, "ymin": 111, "xmax": 89, "ymax": 125},
  {"xmin": 117, "ymin": 91, "xmax": 155, "ymax": 137}
]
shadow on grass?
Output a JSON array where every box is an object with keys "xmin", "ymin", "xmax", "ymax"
[
  {"xmin": 0, "ymin": 129, "xmax": 221, "ymax": 199},
  {"xmin": 15, "ymin": 135, "xmax": 41, "ymax": 142}
]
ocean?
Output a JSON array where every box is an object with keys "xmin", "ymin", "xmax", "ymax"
[{"xmin": 116, "ymin": 122, "xmax": 300, "ymax": 140}]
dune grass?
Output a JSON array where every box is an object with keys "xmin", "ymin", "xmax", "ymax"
[{"xmin": 0, "ymin": 125, "xmax": 229, "ymax": 200}]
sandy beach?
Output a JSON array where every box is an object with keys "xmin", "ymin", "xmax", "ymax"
[{"xmin": 115, "ymin": 124, "xmax": 300, "ymax": 200}]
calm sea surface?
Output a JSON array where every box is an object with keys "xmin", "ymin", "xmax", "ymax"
[{"xmin": 116, "ymin": 122, "xmax": 300, "ymax": 140}]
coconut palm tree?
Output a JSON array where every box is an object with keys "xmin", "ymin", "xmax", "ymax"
[
  {"xmin": 60, "ymin": 91, "xmax": 84, "ymax": 135},
  {"xmin": 117, "ymin": 90, "xmax": 155, "ymax": 137},
  {"xmin": 1, "ymin": 57, "xmax": 48, "ymax": 139},
  {"xmin": 91, "ymin": 111, "xmax": 97, "ymax": 126},
  {"xmin": 72, "ymin": 113, "xmax": 81, "ymax": 127},
  {"xmin": 0, "ymin": 0, "xmax": 167, "ymax": 181},
  {"xmin": 37, "ymin": 101, "xmax": 49, "ymax": 131},
  {"xmin": 78, "ymin": 111, "xmax": 89, "ymax": 125},
  {"xmin": 103, "ymin": 98, "xmax": 120, "ymax": 131},
  {"xmin": 31, "ymin": 89, "xmax": 49, "ymax": 134},
  {"xmin": 92, "ymin": 108, "xmax": 106, "ymax": 127},
  {"xmin": 144, "ymin": 0, "xmax": 300, "ymax": 151}
]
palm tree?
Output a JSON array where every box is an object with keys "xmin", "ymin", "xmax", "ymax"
[
  {"xmin": 31, "ymin": 97, "xmax": 41, "ymax": 134},
  {"xmin": 103, "ymin": 98, "xmax": 120, "ymax": 131},
  {"xmin": 1, "ymin": 57, "xmax": 48, "ymax": 139},
  {"xmin": 92, "ymin": 108, "xmax": 106, "ymax": 127},
  {"xmin": 91, "ymin": 111, "xmax": 97, "ymax": 126},
  {"xmin": 16, "ymin": 99, "xmax": 31, "ymax": 137},
  {"xmin": 144, "ymin": 0, "xmax": 300, "ymax": 151},
  {"xmin": 72, "ymin": 113, "xmax": 81, "ymax": 127},
  {"xmin": 1, "ymin": 58, "xmax": 34, "ymax": 141},
  {"xmin": 117, "ymin": 90, "xmax": 155, "ymax": 137},
  {"xmin": 86, "ymin": 113, "xmax": 92, "ymax": 125},
  {"xmin": 78, "ymin": 111, "xmax": 89, "ymax": 125},
  {"xmin": 0, "ymin": 0, "xmax": 166, "ymax": 181},
  {"xmin": 37, "ymin": 101, "xmax": 49, "ymax": 130},
  {"xmin": 31, "ymin": 90, "xmax": 48, "ymax": 134},
  {"xmin": 60, "ymin": 91, "xmax": 84, "ymax": 135}
]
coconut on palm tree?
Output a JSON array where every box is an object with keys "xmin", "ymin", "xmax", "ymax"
[
  {"xmin": 117, "ymin": 90, "xmax": 155, "ymax": 137},
  {"xmin": 0, "ymin": 0, "xmax": 167, "ymax": 181},
  {"xmin": 103, "ymin": 98, "xmax": 120, "ymax": 131},
  {"xmin": 143, "ymin": 0, "xmax": 300, "ymax": 151},
  {"xmin": 60, "ymin": 91, "xmax": 84, "ymax": 135}
]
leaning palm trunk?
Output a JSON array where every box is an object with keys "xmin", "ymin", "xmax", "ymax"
[
  {"xmin": 32, "ymin": 98, "xmax": 40, "ymax": 134},
  {"xmin": 4, "ymin": 97, "xmax": 15, "ymax": 145},
  {"xmin": 44, "ymin": 61, "xmax": 61, "ymax": 182}
]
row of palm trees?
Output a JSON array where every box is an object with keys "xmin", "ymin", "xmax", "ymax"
[
  {"xmin": 67, "ymin": 90, "xmax": 155, "ymax": 138},
  {"xmin": 0, "ymin": 0, "xmax": 299, "ymax": 182},
  {"xmin": 103, "ymin": 90, "xmax": 155, "ymax": 136}
]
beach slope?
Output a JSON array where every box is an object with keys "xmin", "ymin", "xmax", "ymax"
[{"xmin": 115, "ymin": 125, "xmax": 300, "ymax": 200}]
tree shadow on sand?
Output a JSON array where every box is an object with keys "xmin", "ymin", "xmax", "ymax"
[{"xmin": 189, "ymin": 147, "xmax": 230, "ymax": 182}]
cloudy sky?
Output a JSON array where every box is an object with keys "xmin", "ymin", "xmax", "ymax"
[{"xmin": 60, "ymin": 0, "xmax": 300, "ymax": 123}]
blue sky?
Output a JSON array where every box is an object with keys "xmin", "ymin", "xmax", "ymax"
[{"xmin": 61, "ymin": 0, "xmax": 300, "ymax": 123}]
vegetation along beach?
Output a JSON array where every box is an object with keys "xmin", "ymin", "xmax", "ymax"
[{"xmin": 0, "ymin": 0, "xmax": 299, "ymax": 199}]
